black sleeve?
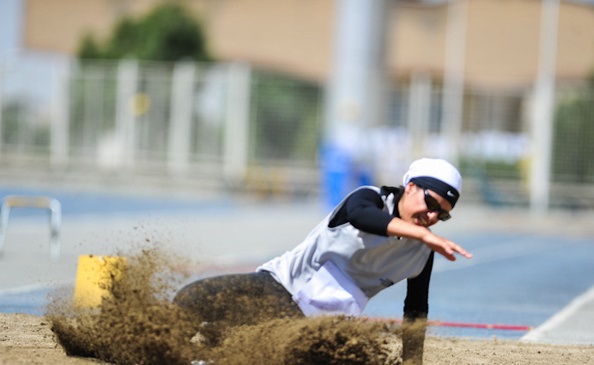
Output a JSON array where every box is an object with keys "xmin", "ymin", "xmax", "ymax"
[
  {"xmin": 328, "ymin": 188, "xmax": 394, "ymax": 236},
  {"xmin": 403, "ymin": 251, "xmax": 434, "ymax": 320}
]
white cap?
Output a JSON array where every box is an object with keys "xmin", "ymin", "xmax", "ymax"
[{"xmin": 403, "ymin": 158, "xmax": 462, "ymax": 207}]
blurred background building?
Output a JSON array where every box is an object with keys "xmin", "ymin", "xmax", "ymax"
[{"xmin": 1, "ymin": 0, "xmax": 594, "ymax": 210}]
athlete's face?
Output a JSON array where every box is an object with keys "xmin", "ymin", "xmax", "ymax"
[{"xmin": 399, "ymin": 183, "xmax": 453, "ymax": 227}]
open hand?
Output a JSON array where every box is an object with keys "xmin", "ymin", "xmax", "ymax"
[{"xmin": 422, "ymin": 232, "xmax": 472, "ymax": 261}]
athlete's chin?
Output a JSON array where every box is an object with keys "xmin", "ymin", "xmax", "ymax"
[{"xmin": 413, "ymin": 217, "xmax": 426, "ymax": 227}]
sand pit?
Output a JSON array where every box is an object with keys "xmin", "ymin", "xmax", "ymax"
[
  {"xmin": 3, "ymin": 247, "xmax": 591, "ymax": 365},
  {"xmin": 2, "ymin": 313, "xmax": 593, "ymax": 365}
]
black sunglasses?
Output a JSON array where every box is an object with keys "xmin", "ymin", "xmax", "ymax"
[{"xmin": 420, "ymin": 187, "xmax": 451, "ymax": 221}]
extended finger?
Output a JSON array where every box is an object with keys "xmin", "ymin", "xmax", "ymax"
[
  {"xmin": 440, "ymin": 245, "xmax": 456, "ymax": 261},
  {"xmin": 453, "ymin": 244, "xmax": 472, "ymax": 259}
]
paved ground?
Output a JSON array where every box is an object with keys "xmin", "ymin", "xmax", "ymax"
[{"xmin": 0, "ymin": 186, "xmax": 593, "ymax": 345}]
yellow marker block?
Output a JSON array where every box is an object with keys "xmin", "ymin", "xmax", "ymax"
[{"xmin": 73, "ymin": 255, "xmax": 126, "ymax": 308}]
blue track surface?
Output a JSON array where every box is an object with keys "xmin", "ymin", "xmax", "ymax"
[
  {"xmin": 0, "ymin": 287, "xmax": 56, "ymax": 316},
  {"xmin": 366, "ymin": 232, "xmax": 594, "ymax": 339}
]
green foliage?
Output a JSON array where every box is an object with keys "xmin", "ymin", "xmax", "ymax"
[
  {"xmin": 78, "ymin": 33, "xmax": 103, "ymax": 59},
  {"xmin": 552, "ymin": 76, "xmax": 594, "ymax": 183},
  {"xmin": 77, "ymin": 3, "xmax": 211, "ymax": 62}
]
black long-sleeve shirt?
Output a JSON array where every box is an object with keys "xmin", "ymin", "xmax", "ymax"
[{"xmin": 328, "ymin": 186, "xmax": 433, "ymax": 320}]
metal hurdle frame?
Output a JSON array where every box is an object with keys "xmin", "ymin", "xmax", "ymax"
[{"xmin": 0, "ymin": 195, "xmax": 61, "ymax": 261}]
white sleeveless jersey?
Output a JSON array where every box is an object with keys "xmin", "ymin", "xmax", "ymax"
[{"xmin": 257, "ymin": 186, "xmax": 432, "ymax": 300}]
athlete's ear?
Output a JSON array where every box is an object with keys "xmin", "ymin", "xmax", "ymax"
[{"xmin": 404, "ymin": 182, "xmax": 417, "ymax": 195}]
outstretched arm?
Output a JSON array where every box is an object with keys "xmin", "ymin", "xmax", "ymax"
[{"xmin": 386, "ymin": 217, "xmax": 472, "ymax": 261}]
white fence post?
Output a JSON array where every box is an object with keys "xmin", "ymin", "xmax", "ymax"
[
  {"xmin": 529, "ymin": 0, "xmax": 559, "ymax": 214},
  {"xmin": 223, "ymin": 62, "xmax": 251, "ymax": 186},
  {"xmin": 50, "ymin": 60, "xmax": 71, "ymax": 167},
  {"xmin": 167, "ymin": 62, "xmax": 196, "ymax": 175},
  {"xmin": 115, "ymin": 60, "xmax": 139, "ymax": 168},
  {"xmin": 408, "ymin": 72, "xmax": 432, "ymax": 159}
]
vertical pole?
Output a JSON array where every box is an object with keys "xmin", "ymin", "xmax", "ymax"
[
  {"xmin": 408, "ymin": 72, "xmax": 432, "ymax": 159},
  {"xmin": 115, "ymin": 60, "xmax": 139, "ymax": 168},
  {"xmin": 530, "ymin": 0, "xmax": 559, "ymax": 214},
  {"xmin": 168, "ymin": 62, "xmax": 196, "ymax": 175},
  {"xmin": 442, "ymin": 0, "xmax": 468, "ymax": 165},
  {"xmin": 50, "ymin": 60, "xmax": 70, "ymax": 167},
  {"xmin": 325, "ymin": 0, "xmax": 387, "ymax": 135},
  {"xmin": 223, "ymin": 62, "xmax": 251, "ymax": 186},
  {"xmin": 323, "ymin": 0, "xmax": 388, "ymax": 208}
]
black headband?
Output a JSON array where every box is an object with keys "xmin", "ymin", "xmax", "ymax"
[{"xmin": 410, "ymin": 176, "xmax": 460, "ymax": 208}]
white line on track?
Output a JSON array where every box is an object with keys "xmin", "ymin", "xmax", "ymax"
[{"xmin": 521, "ymin": 285, "xmax": 594, "ymax": 343}]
